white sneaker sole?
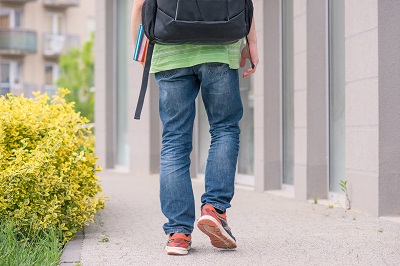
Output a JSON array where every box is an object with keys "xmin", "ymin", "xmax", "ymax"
[{"xmin": 165, "ymin": 245, "xmax": 191, "ymax": 255}]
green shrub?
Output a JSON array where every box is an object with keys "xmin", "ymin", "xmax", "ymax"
[{"xmin": 0, "ymin": 89, "xmax": 104, "ymax": 243}]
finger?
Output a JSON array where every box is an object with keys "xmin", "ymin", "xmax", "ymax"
[
  {"xmin": 246, "ymin": 65, "xmax": 257, "ymax": 76},
  {"xmin": 243, "ymin": 71, "xmax": 252, "ymax": 78},
  {"xmin": 243, "ymin": 68, "xmax": 256, "ymax": 78}
]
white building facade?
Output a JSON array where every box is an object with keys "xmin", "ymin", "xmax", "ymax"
[{"xmin": 95, "ymin": 0, "xmax": 400, "ymax": 217}]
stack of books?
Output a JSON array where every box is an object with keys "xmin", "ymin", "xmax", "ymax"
[{"xmin": 133, "ymin": 24, "xmax": 149, "ymax": 65}]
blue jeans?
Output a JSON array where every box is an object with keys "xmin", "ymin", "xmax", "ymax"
[{"xmin": 155, "ymin": 63, "xmax": 243, "ymax": 235}]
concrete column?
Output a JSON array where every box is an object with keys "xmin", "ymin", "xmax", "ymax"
[
  {"xmin": 306, "ymin": 0, "xmax": 328, "ymax": 200},
  {"xmin": 253, "ymin": 0, "xmax": 282, "ymax": 192},
  {"xmin": 345, "ymin": 0, "xmax": 379, "ymax": 215},
  {"xmin": 293, "ymin": 0, "xmax": 308, "ymax": 200},
  {"xmin": 378, "ymin": 0, "xmax": 400, "ymax": 216},
  {"xmin": 95, "ymin": 0, "xmax": 116, "ymax": 169}
]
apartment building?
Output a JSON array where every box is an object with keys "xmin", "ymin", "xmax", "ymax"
[
  {"xmin": 95, "ymin": 0, "xmax": 400, "ymax": 217},
  {"xmin": 0, "ymin": 0, "xmax": 94, "ymax": 97}
]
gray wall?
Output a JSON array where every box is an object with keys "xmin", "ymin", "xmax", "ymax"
[
  {"xmin": 306, "ymin": 0, "xmax": 328, "ymax": 200},
  {"xmin": 345, "ymin": 0, "xmax": 379, "ymax": 215},
  {"xmin": 95, "ymin": 0, "xmax": 115, "ymax": 169},
  {"xmin": 253, "ymin": 0, "xmax": 282, "ymax": 192},
  {"xmin": 378, "ymin": 0, "xmax": 400, "ymax": 216}
]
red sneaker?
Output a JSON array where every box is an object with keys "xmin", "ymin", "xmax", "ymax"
[
  {"xmin": 197, "ymin": 205, "xmax": 237, "ymax": 249},
  {"xmin": 165, "ymin": 233, "xmax": 192, "ymax": 255}
]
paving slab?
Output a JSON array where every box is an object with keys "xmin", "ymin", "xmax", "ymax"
[
  {"xmin": 60, "ymin": 230, "xmax": 84, "ymax": 265},
  {"xmin": 70, "ymin": 173, "xmax": 400, "ymax": 265}
]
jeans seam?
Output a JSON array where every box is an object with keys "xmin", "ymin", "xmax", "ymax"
[
  {"xmin": 203, "ymin": 203, "xmax": 226, "ymax": 213},
  {"xmin": 165, "ymin": 228, "xmax": 192, "ymax": 235}
]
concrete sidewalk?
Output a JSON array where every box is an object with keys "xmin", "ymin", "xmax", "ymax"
[{"xmin": 61, "ymin": 173, "xmax": 400, "ymax": 265}]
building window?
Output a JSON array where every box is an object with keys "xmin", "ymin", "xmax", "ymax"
[
  {"xmin": 45, "ymin": 13, "xmax": 65, "ymax": 35},
  {"xmin": 86, "ymin": 17, "xmax": 95, "ymax": 40},
  {"xmin": 282, "ymin": 0, "xmax": 294, "ymax": 185},
  {"xmin": 328, "ymin": 0, "xmax": 345, "ymax": 192},
  {"xmin": 14, "ymin": 10, "xmax": 21, "ymax": 28},
  {"xmin": 0, "ymin": 63, "xmax": 10, "ymax": 83},
  {"xmin": 0, "ymin": 62, "xmax": 11, "ymax": 95},
  {"xmin": 43, "ymin": 63, "xmax": 60, "ymax": 96},
  {"xmin": 237, "ymin": 64, "xmax": 254, "ymax": 186},
  {"xmin": 0, "ymin": 61, "xmax": 22, "ymax": 95},
  {"xmin": 44, "ymin": 64, "xmax": 60, "ymax": 84},
  {"xmin": 0, "ymin": 9, "xmax": 22, "ymax": 29}
]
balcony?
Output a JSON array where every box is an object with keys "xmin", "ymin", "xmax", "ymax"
[
  {"xmin": 0, "ymin": 83, "xmax": 38, "ymax": 98},
  {"xmin": 0, "ymin": 0, "xmax": 36, "ymax": 4},
  {"xmin": 0, "ymin": 84, "xmax": 10, "ymax": 96},
  {"xmin": 43, "ymin": 0, "xmax": 79, "ymax": 8},
  {"xmin": 0, "ymin": 29, "xmax": 37, "ymax": 55},
  {"xmin": 42, "ymin": 84, "xmax": 57, "ymax": 96},
  {"xmin": 43, "ymin": 33, "xmax": 79, "ymax": 57}
]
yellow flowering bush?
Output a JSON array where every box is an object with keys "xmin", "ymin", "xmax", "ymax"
[{"xmin": 0, "ymin": 89, "xmax": 104, "ymax": 243}]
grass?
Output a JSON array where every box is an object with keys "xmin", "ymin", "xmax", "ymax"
[
  {"xmin": 340, "ymin": 180, "xmax": 351, "ymax": 210},
  {"xmin": 0, "ymin": 222, "xmax": 63, "ymax": 266},
  {"xmin": 98, "ymin": 234, "xmax": 109, "ymax": 243},
  {"xmin": 313, "ymin": 196, "xmax": 318, "ymax": 204}
]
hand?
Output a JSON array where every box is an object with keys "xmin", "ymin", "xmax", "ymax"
[{"xmin": 240, "ymin": 41, "xmax": 259, "ymax": 78}]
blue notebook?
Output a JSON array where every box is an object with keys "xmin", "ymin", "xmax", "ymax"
[{"xmin": 133, "ymin": 24, "xmax": 144, "ymax": 61}]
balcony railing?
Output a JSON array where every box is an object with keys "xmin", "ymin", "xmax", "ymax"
[
  {"xmin": 42, "ymin": 84, "xmax": 57, "ymax": 96},
  {"xmin": 0, "ymin": 84, "xmax": 10, "ymax": 96},
  {"xmin": 0, "ymin": 83, "xmax": 38, "ymax": 98},
  {"xmin": 43, "ymin": 0, "xmax": 79, "ymax": 8},
  {"xmin": 0, "ymin": 29, "xmax": 37, "ymax": 55},
  {"xmin": 0, "ymin": 0, "xmax": 36, "ymax": 4},
  {"xmin": 43, "ymin": 33, "xmax": 80, "ymax": 57}
]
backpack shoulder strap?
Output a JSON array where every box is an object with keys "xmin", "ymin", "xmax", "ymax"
[{"xmin": 134, "ymin": 42, "xmax": 155, "ymax": 120}]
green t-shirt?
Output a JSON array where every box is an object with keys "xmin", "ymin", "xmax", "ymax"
[{"xmin": 149, "ymin": 41, "xmax": 241, "ymax": 73}]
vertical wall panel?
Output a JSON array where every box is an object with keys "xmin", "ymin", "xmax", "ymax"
[
  {"xmin": 254, "ymin": 0, "xmax": 282, "ymax": 191},
  {"xmin": 345, "ymin": 0, "xmax": 379, "ymax": 215},
  {"xmin": 292, "ymin": 0, "xmax": 308, "ymax": 200},
  {"xmin": 378, "ymin": 0, "xmax": 400, "ymax": 216},
  {"xmin": 95, "ymin": 0, "xmax": 115, "ymax": 169}
]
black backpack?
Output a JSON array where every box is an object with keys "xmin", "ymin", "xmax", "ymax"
[
  {"xmin": 143, "ymin": 0, "xmax": 254, "ymax": 44},
  {"xmin": 135, "ymin": 0, "xmax": 254, "ymax": 119}
]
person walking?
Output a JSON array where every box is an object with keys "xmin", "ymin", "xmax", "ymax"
[{"xmin": 131, "ymin": 0, "xmax": 259, "ymax": 255}]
